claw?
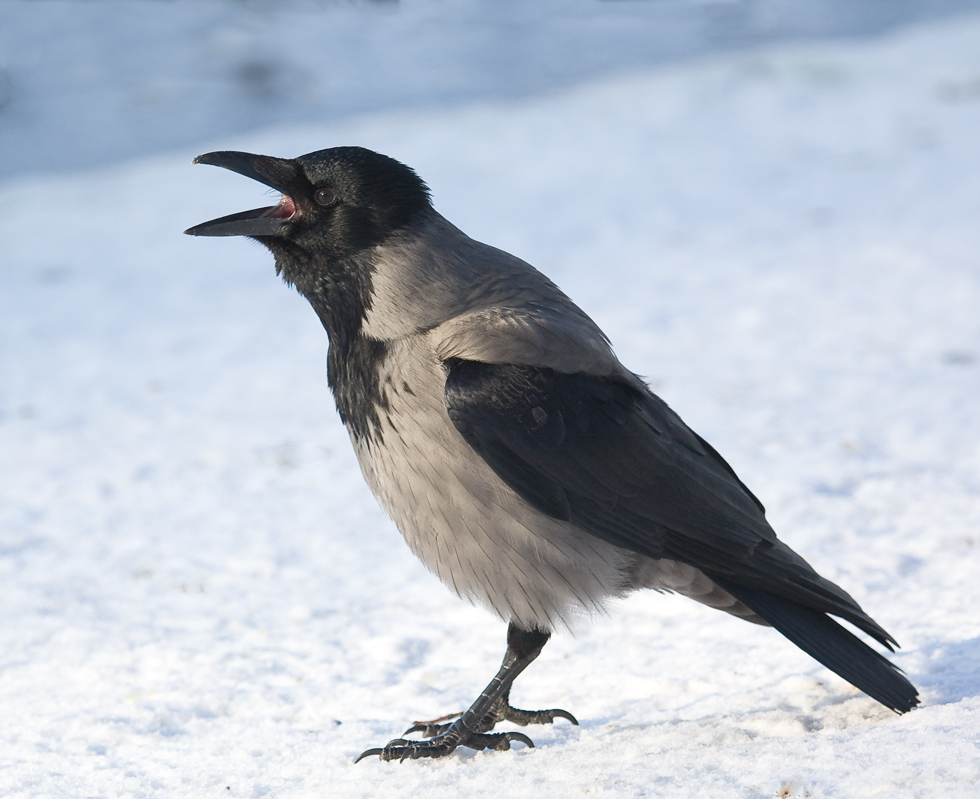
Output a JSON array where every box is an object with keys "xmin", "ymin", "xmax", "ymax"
[
  {"xmin": 354, "ymin": 747, "xmax": 385, "ymax": 763},
  {"xmin": 507, "ymin": 732, "xmax": 535, "ymax": 749}
]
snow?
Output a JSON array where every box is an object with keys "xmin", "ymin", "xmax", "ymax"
[{"xmin": 2, "ymin": 2, "xmax": 980, "ymax": 797}]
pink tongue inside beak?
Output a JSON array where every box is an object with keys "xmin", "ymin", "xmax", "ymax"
[{"xmin": 263, "ymin": 194, "xmax": 297, "ymax": 219}]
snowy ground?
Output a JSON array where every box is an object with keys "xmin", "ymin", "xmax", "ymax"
[{"xmin": 2, "ymin": 4, "xmax": 980, "ymax": 798}]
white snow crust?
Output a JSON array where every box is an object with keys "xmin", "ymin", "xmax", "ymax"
[{"xmin": 1, "ymin": 3, "xmax": 979, "ymax": 797}]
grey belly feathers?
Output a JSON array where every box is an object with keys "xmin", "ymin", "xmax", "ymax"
[{"xmin": 351, "ymin": 335, "xmax": 633, "ymax": 630}]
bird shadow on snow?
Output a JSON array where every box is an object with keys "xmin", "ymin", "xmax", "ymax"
[
  {"xmin": 574, "ymin": 679, "xmax": 918, "ymax": 751},
  {"xmin": 579, "ymin": 636, "xmax": 980, "ymax": 750},
  {"xmin": 912, "ymin": 636, "xmax": 980, "ymax": 705}
]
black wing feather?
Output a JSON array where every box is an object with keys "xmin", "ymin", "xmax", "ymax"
[
  {"xmin": 446, "ymin": 360, "xmax": 770, "ymax": 564},
  {"xmin": 445, "ymin": 360, "xmax": 918, "ymax": 711},
  {"xmin": 716, "ymin": 581, "xmax": 919, "ymax": 713}
]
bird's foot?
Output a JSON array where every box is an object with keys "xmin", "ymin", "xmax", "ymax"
[
  {"xmin": 355, "ymin": 725, "xmax": 534, "ymax": 762},
  {"xmin": 356, "ymin": 698, "xmax": 577, "ymax": 762},
  {"xmin": 356, "ymin": 624, "xmax": 569, "ymax": 763},
  {"xmin": 404, "ymin": 697, "xmax": 578, "ymax": 738}
]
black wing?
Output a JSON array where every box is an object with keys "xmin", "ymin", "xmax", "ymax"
[{"xmin": 445, "ymin": 360, "xmax": 919, "ymax": 713}]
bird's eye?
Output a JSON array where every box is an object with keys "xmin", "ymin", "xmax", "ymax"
[{"xmin": 314, "ymin": 187, "xmax": 337, "ymax": 207}]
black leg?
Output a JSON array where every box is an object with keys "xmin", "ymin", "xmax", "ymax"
[{"xmin": 356, "ymin": 623, "xmax": 578, "ymax": 762}]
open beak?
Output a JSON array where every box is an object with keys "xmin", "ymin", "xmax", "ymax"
[{"xmin": 184, "ymin": 151, "xmax": 304, "ymax": 237}]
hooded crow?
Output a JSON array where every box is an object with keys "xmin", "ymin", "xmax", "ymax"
[{"xmin": 186, "ymin": 146, "xmax": 919, "ymax": 762}]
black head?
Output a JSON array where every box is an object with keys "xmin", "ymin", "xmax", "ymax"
[{"xmin": 185, "ymin": 146, "xmax": 432, "ymax": 301}]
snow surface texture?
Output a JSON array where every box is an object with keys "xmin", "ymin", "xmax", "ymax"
[{"xmin": 2, "ymin": 5, "xmax": 980, "ymax": 799}]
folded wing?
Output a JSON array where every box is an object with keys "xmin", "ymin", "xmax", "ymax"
[{"xmin": 445, "ymin": 360, "xmax": 918, "ymax": 713}]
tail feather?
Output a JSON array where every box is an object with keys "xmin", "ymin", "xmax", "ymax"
[{"xmin": 717, "ymin": 582, "xmax": 919, "ymax": 713}]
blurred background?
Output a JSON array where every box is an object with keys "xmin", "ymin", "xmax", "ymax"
[{"xmin": 4, "ymin": 0, "xmax": 980, "ymax": 180}]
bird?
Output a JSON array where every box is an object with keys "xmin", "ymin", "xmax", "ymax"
[{"xmin": 185, "ymin": 146, "xmax": 919, "ymax": 762}]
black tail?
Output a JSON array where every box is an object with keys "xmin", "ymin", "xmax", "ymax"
[{"xmin": 718, "ymin": 582, "xmax": 919, "ymax": 713}]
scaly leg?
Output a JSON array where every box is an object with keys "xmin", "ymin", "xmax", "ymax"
[{"xmin": 356, "ymin": 623, "xmax": 578, "ymax": 762}]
